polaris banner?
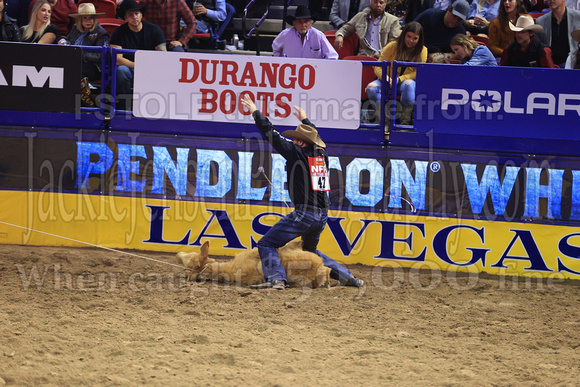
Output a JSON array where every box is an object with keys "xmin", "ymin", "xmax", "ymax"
[
  {"xmin": 413, "ymin": 64, "xmax": 580, "ymax": 139},
  {"xmin": 0, "ymin": 42, "xmax": 82, "ymax": 113}
]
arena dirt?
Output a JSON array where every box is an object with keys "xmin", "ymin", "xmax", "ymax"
[{"xmin": 1, "ymin": 244, "xmax": 579, "ymax": 385}]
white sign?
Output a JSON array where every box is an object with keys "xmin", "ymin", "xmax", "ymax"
[{"xmin": 133, "ymin": 51, "xmax": 362, "ymax": 129}]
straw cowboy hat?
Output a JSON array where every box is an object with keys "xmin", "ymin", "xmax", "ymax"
[
  {"xmin": 509, "ymin": 16, "xmax": 544, "ymax": 33},
  {"xmin": 572, "ymin": 28, "xmax": 580, "ymax": 42},
  {"xmin": 69, "ymin": 3, "xmax": 105, "ymax": 17},
  {"xmin": 285, "ymin": 5, "xmax": 316, "ymax": 25},
  {"xmin": 282, "ymin": 124, "xmax": 326, "ymax": 147}
]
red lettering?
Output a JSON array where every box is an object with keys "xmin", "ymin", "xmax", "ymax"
[
  {"xmin": 200, "ymin": 59, "xmax": 219, "ymax": 84},
  {"xmin": 279, "ymin": 64, "xmax": 297, "ymax": 89},
  {"xmin": 275, "ymin": 93, "xmax": 291, "ymax": 118},
  {"xmin": 256, "ymin": 92, "xmax": 275, "ymax": 117},
  {"xmin": 240, "ymin": 62, "xmax": 258, "ymax": 87},
  {"xmin": 298, "ymin": 64, "xmax": 315, "ymax": 90},
  {"xmin": 259, "ymin": 63, "xmax": 279, "ymax": 87},
  {"xmin": 199, "ymin": 88, "xmax": 217, "ymax": 113},
  {"xmin": 238, "ymin": 91, "xmax": 255, "ymax": 115},
  {"xmin": 219, "ymin": 61, "xmax": 242, "ymax": 86},
  {"xmin": 219, "ymin": 89, "xmax": 236, "ymax": 114},
  {"xmin": 178, "ymin": 58, "xmax": 198, "ymax": 83}
]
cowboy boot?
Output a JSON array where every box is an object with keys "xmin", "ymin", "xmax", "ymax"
[{"xmin": 80, "ymin": 77, "xmax": 96, "ymax": 108}]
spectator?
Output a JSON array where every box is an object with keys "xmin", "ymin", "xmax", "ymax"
[
  {"xmin": 335, "ymin": 0, "xmax": 401, "ymax": 58},
  {"xmin": 566, "ymin": 27, "xmax": 580, "ymax": 67},
  {"xmin": 110, "ymin": 0, "xmax": 166, "ymax": 109},
  {"xmin": 139, "ymin": 0, "xmax": 196, "ymax": 52},
  {"xmin": 5, "ymin": 0, "xmax": 30, "ymax": 27},
  {"xmin": 366, "ymin": 21, "xmax": 427, "ymax": 124},
  {"xmin": 20, "ymin": 0, "xmax": 56, "ymax": 43},
  {"xmin": 272, "ymin": 6, "xmax": 338, "ymax": 59},
  {"xmin": 0, "ymin": 0, "xmax": 21, "ymax": 41},
  {"xmin": 536, "ymin": 0, "xmax": 580, "ymax": 67},
  {"xmin": 500, "ymin": 15, "xmax": 557, "ymax": 66},
  {"xmin": 488, "ymin": 0, "xmax": 528, "ymax": 56},
  {"xmin": 464, "ymin": 0, "xmax": 501, "ymax": 35},
  {"xmin": 450, "ymin": 33, "xmax": 499, "ymax": 64},
  {"xmin": 330, "ymin": 0, "xmax": 370, "ymax": 29},
  {"xmin": 414, "ymin": 0, "xmax": 468, "ymax": 57},
  {"xmin": 58, "ymin": 3, "xmax": 110, "ymax": 107},
  {"xmin": 191, "ymin": 0, "xmax": 235, "ymax": 36},
  {"xmin": 28, "ymin": 0, "xmax": 77, "ymax": 36}
]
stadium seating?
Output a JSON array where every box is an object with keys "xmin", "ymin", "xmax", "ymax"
[
  {"xmin": 324, "ymin": 30, "xmax": 359, "ymax": 59},
  {"xmin": 79, "ymin": 0, "xmax": 118, "ymax": 19},
  {"xmin": 343, "ymin": 55, "xmax": 377, "ymax": 100},
  {"xmin": 98, "ymin": 17, "xmax": 125, "ymax": 36}
]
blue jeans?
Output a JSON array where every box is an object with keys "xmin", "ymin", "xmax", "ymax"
[
  {"xmin": 366, "ymin": 79, "xmax": 417, "ymax": 106},
  {"xmin": 116, "ymin": 65, "xmax": 133, "ymax": 96},
  {"xmin": 257, "ymin": 207, "xmax": 353, "ymax": 284}
]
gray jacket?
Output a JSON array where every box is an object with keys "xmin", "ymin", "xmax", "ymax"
[
  {"xmin": 329, "ymin": 0, "xmax": 370, "ymax": 29},
  {"xmin": 536, "ymin": 8, "xmax": 580, "ymax": 65},
  {"xmin": 336, "ymin": 7, "xmax": 401, "ymax": 57}
]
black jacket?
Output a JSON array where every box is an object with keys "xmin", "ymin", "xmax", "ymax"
[
  {"xmin": 63, "ymin": 24, "xmax": 110, "ymax": 64},
  {"xmin": 0, "ymin": 13, "xmax": 21, "ymax": 42},
  {"xmin": 252, "ymin": 111, "xmax": 329, "ymax": 210}
]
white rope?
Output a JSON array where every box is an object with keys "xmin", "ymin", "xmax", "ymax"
[{"xmin": 0, "ymin": 220, "xmax": 187, "ymax": 269}]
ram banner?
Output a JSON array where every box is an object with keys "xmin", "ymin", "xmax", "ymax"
[{"xmin": 132, "ymin": 51, "xmax": 362, "ymax": 128}]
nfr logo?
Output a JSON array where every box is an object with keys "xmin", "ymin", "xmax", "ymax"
[
  {"xmin": 0, "ymin": 65, "xmax": 64, "ymax": 88},
  {"xmin": 441, "ymin": 88, "xmax": 580, "ymax": 116}
]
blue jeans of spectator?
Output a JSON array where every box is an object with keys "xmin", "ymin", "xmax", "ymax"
[
  {"xmin": 257, "ymin": 208, "xmax": 353, "ymax": 284},
  {"xmin": 168, "ymin": 43, "xmax": 185, "ymax": 52},
  {"xmin": 116, "ymin": 65, "xmax": 133, "ymax": 96},
  {"xmin": 367, "ymin": 78, "xmax": 417, "ymax": 106}
]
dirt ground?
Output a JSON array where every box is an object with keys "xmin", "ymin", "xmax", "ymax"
[{"xmin": 1, "ymin": 244, "xmax": 580, "ymax": 386}]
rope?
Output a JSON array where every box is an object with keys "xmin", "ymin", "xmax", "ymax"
[{"xmin": 0, "ymin": 220, "xmax": 187, "ymax": 270}]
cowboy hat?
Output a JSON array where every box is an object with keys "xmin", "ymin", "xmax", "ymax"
[
  {"xmin": 509, "ymin": 15, "xmax": 543, "ymax": 33},
  {"xmin": 285, "ymin": 5, "xmax": 315, "ymax": 25},
  {"xmin": 282, "ymin": 124, "xmax": 326, "ymax": 147},
  {"xmin": 69, "ymin": 3, "xmax": 105, "ymax": 17},
  {"xmin": 117, "ymin": 0, "xmax": 146, "ymax": 19},
  {"xmin": 572, "ymin": 28, "xmax": 580, "ymax": 42}
]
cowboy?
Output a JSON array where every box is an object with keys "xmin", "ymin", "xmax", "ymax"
[
  {"xmin": 272, "ymin": 5, "xmax": 338, "ymax": 59},
  {"xmin": 500, "ymin": 15, "xmax": 558, "ymax": 67},
  {"xmin": 240, "ymin": 94, "xmax": 364, "ymax": 290},
  {"xmin": 110, "ymin": 0, "xmax": 166, "ymax": 110}
]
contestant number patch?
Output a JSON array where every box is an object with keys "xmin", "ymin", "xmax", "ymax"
[{"xmin": 308, "ymin": 156, "xmax": 330, "ymax": 192}]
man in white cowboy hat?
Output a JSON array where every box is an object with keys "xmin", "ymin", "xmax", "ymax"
[
  {"xmin": 536, "ymin": 0, "xmax": 580, "ymax": 67},
  {"xmin": 335, "ymin": 0, "xmax": 401, "ymax": 58},
  {"xmin": 272, "ymin": 5, "xmax": 338, "ymax": 59},
  {"xmin": 500, "ymin": 15, "xmax": 558, "ymax": 67},
  {"xmin": 240, "ymin": 94, "xmax": 364, "ymax": 290}
]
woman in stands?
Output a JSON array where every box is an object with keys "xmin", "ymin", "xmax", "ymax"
[
  {"xmin": 20, "ymin": 0, "xmax": 57, "ymax": 43},
  {"xmin": 366, "ymin": 21, "xmax": 427, "ymax": 125},
  {"xmin": 464, "ymin": 0, "xmax": 501, "ymax": 35},
  {"xmin": 450, "ymin": 34, "xmax": 498, "ymax": 65},
  {"xmin": 487, "ymin": 0, "xmax": 528, "ymax": 57},
  {"xmin": 58, "ymin": 3, "xmax": 110, "ymax": 106}
]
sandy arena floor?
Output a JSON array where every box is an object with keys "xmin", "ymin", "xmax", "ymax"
[{"xmin": 1, "ymin": 244, "xmax": 580, "ymax": 386}]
